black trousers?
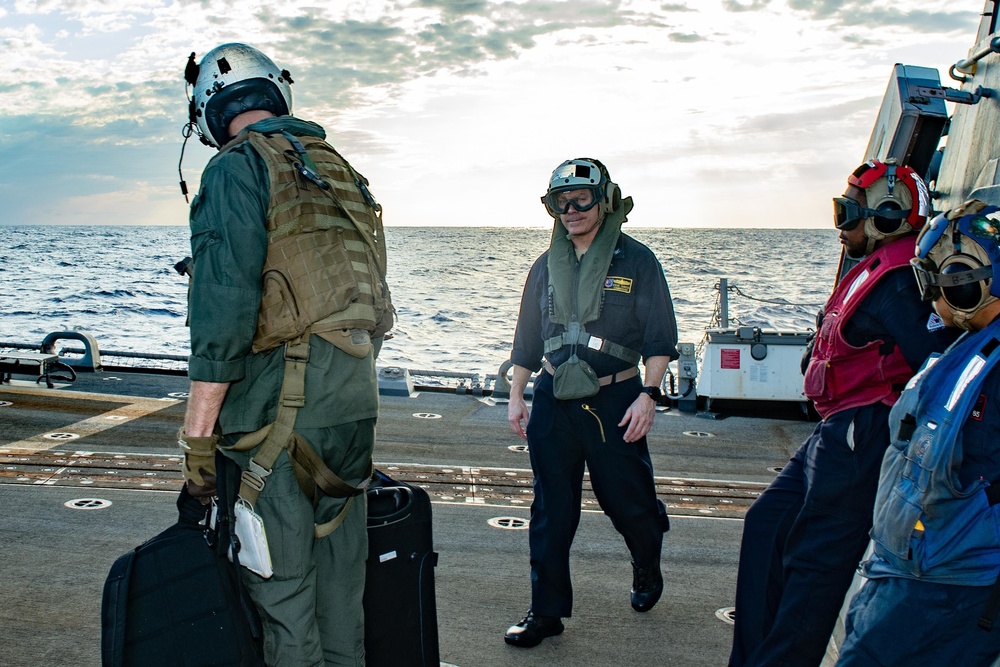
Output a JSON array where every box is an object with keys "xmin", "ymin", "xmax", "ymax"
[{"xmin": 525, "ymin": 372, "xmax": 667, "ymax": 618}]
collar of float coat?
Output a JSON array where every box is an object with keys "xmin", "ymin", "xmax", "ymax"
[
  {"xmin": 230, "ymin": 116, "xmax": 327, "ymax": 144},
  {"xmin": 547, "ymin": 195, "xmax": 634, "ymax": 327}
]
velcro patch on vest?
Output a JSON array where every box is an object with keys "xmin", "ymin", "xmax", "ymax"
[
  {"xmin": 971, "ymin": 393, "xmax": 987, "ymax": 421},
  {"xmin": 604, "ymin": 277, "xmax": 632, "ymax": 294}
]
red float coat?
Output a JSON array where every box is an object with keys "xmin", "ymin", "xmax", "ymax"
[{"xmin": 803, "ymin": 237, "xmax": 917, "ymax": 419}]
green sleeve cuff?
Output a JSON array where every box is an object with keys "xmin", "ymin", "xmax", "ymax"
[{"xmin": 187, "ymin": 355, "xmax": 246, "ymax": 383}]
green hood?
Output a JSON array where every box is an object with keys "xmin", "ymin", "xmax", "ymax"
[{"xmin": 547, "ymin": 196, "xmax": 634, "ymax": 327}]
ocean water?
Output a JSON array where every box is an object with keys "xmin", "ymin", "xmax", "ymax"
[{"xmin": 0, "ymin": 225, "xmax": 842, "ymax": 376}]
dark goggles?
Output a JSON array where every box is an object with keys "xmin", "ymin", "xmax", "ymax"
[
  {"xmin": 832, "ymin": 197, "xmax": 910, "ymax": 231},
  {"xmin": 543, "ymin": 187, "xmax": 601, "ymax": 215}
]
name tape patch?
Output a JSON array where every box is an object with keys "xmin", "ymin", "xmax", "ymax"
[{"xmin": 604, "ymin": 277, "xmax": 633, "ymax": 294}]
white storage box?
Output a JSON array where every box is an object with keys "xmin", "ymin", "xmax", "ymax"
[{"xmin": 697, "ymin": 327, "xmax": 810, "ymax": 403}]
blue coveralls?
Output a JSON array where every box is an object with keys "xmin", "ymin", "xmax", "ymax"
[
  {"xmin": 510, "ymin": 233, "xmax": 679, "ymax": 618},
  {"xmin": 728, "ymin": 268, "xmax": 957, "ymax": 667}
]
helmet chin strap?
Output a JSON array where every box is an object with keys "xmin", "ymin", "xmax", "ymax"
[
  {"xmin": 950, "ymin": 306, "xmax": 977, "ymax": 331},
  {"xmin": 949, "ymin": 293, "xmax": 999, "ymax": 331},
  {"xmin": 864, "ymin": 229, "xmax": 878, "ymax": 255}
]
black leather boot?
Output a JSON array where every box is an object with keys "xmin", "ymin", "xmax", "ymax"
[
  {"xmin": 631, "ymin": 561, "xmax": 663, "ymax": 612},
  {"xmin": 504, "ymin": 610, "xmax": 564, "ymax": 648}
]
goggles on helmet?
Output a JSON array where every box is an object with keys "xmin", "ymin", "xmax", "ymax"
[
  {"xmin": 833, "ymin": 196, "xmax": 909, "ymax": 231},
  {"xmin": 543, "ymin": 187, "xmax": 601, "ymax": 216}
]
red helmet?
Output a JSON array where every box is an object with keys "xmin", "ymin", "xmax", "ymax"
[{"xmin": 847, "ymin": 159, "xmax": 931, "ymax": 236}]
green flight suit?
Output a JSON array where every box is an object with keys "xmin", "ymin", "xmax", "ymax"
[{"xmin": 188, "ymin": 116, "xmax": 379, "ymax": 666}]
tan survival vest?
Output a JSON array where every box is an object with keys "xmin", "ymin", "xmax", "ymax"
[
  {"xmin": 219, "ymin": 129, "xmax": 393, "ymax": 536},
  {"xmin": 231, "ymin": 130, "xmax": 394, "ymax": 356}
]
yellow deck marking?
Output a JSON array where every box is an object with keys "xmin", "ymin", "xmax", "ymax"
[{"xmin": 0, "ymin": 386, "xmax": 182, "ymax": 453}]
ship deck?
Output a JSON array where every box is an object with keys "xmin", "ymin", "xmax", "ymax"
[{"xmin": 0, "ymin": 369, "xmax": 818, "ymax": 667}]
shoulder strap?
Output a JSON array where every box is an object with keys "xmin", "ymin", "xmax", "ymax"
[
  {"xmin": 262, "ymin": 130, "xmax": 388, "ymax": 276},
  {"xmin": 229, "ymin": 337, "xmax": 370, "ymax": 507}
]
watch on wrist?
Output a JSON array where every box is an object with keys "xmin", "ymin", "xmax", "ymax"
[{"xmin": 640, "ymin": 386, "xmax": 662, "ymax": 401}]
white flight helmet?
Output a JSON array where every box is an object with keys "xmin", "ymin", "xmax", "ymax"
[{"xmin": 186, "ymin": 43, "xmax": 293, "ymax": 148}]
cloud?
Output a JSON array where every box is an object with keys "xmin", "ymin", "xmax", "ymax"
[
  {"xmin": 787, "ymin": 1, "xmax": 977, "ymax": 33},
  {"xmin": 668, "ymin": 31, "xmax": 706, "ymax": 42},
  {"xmin": 0, "ymin": 0, "xmax": 988, "ymax": 228},
  {"xmin": 723, "ymin": 0, "xmax": 772, "ymax": 12}
]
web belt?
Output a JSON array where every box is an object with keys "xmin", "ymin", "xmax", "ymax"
[
  {"xmin": 543, "ymin": 331, "xmax": 641, "ymax": 366},
  {"xmin": 542, "ymin": 359, "xmax": 639, "ymax": 387}
]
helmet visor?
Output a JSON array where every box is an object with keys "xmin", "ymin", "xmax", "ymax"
[{"xmin": 543, "ymin": 187, "xmax": 601, "ymax": 216}]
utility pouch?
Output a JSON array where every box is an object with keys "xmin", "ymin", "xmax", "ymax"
[
  {"xmin": 211, "ymin": 499, "xmax": 273, "ymax": 579},
  {"xmin": 552, "ymin": 354, "xmax": 600, "ymax": 400},
  {"xmin": 253, "ymin": 228, "xmax": 360, "ymax": 354}
]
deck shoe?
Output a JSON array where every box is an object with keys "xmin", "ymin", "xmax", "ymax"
[
  {"xmin": 630, "ymin": 561, "xmax": 663, "ymax": 612},
  {"xmin": 503, "ymin": 610, "xmax": 564, "ymax": 648}
]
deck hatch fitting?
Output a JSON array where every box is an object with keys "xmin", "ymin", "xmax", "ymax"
[
  {"xmin": 488, "ymin": 516, "xmax": 529, "ymax": 530},
  {"xmin": 64, "ymin": 498, "xmax": 112, "ymax": 510},
  {"xmin": 715, "ymin": 607, "xmax": 736, "ymax": 625},
  {"xmin": 43, "ymin": 432, "xmax": 80, "ymax": 440},
  {"xmin": 412, "ymin": 412, "xmax": 442, "ymax": 419},
  {"xmin": 508, "ymin": 444, "xmax": 529, "ymax": 453},
  {"xmin": 683, "ymin": 431, "xmax": 715, "ymax": 438}
]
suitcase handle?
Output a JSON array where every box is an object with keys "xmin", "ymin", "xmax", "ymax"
[{"xmin": 367, "ymin": 486, "xmax": 415, "ymax": 526}]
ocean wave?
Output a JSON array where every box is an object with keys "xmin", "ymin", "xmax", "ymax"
[{"xmin": 1, "ymin": 226, "xmax": 843, "ymax": 374}]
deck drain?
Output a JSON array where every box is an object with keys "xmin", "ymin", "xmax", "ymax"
[
  {"xmin": 64, "ymin": 498, "xmax": 112, "ymax": 510},
  {"xmin": 767, "ymin": 466, "xmax": 784, "ymax": 474},
  {"xmin": 167, "ymin": 392, "xmax": 190, "ymax": 398},
  {"xmin": 44, "ymin": 432, "xmax": 80, "ymax": 441},
  {"xmin": 683, "ymin": 431, "xmax": 715, "ymax": 438},
  {"xmin": 508, "ymin": 444, "xmax": 529, "ymax": 453},
  {"xmin": 715, "ymin": 607, "xmax": 736, "ymax": 625},
  {"xmin": 488, "ymin": 516, "xmax": 529, "ymax": 530},
  {"xmin": 0, "ymin": 401, "xmax": 11, "ymax": 407},
  {"xmin": 412, "ymin": 412, "xmax": 442, "ymax": 419}
]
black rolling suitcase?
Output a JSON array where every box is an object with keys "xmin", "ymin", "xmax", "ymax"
[
  {"xmin": 364, "ymin": 469, "xmax": 440, "ymax": 667},
  {"xmin": 101, "ymin": 455, "xmax": 264, "ymax": 667}
]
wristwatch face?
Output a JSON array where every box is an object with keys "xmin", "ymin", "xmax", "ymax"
[{"xmin": 642, "ymin": 386, "xmax": 661, "ymax": 400}]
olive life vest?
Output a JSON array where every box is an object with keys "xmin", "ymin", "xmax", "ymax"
[
  {"xmin": 221, "ymin": 129, "xmax": 394, "ymax": 356},
  {"xmin": 803, "ymin": 237, "xmax": 916, "ymax": 419},
  {"xmin": 865, "ymin": 319, "xmax": 1000, "ymax": 590},
  {"xmin": 542, "ymin": 198, "xmax": 642, "ymax": 367}
]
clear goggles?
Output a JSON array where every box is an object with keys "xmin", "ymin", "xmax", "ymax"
[
  {"xmin": 542, "ymin": 187, "xmax": 601, "ymax": 215},
  {"xmin": 832, "ymin": 196, "xmax": 907, "ymax": 231}
]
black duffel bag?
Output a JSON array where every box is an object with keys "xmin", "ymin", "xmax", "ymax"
[{"xmin": 101, "ymin": 453, "xmax": 264, "ymax": 667}]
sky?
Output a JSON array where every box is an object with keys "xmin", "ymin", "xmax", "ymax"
[{"xmin": 0, "ymin": 0, "xmax": 983, "ymax": 229}]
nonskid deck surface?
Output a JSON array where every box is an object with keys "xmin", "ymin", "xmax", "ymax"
[
  {"xmin": 0, "ymin": 372, "xmax": 816, "ymax": 666},
  {"xmin": 0, "ymin": 451, "xmax": 765, "ymax": 519}
]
